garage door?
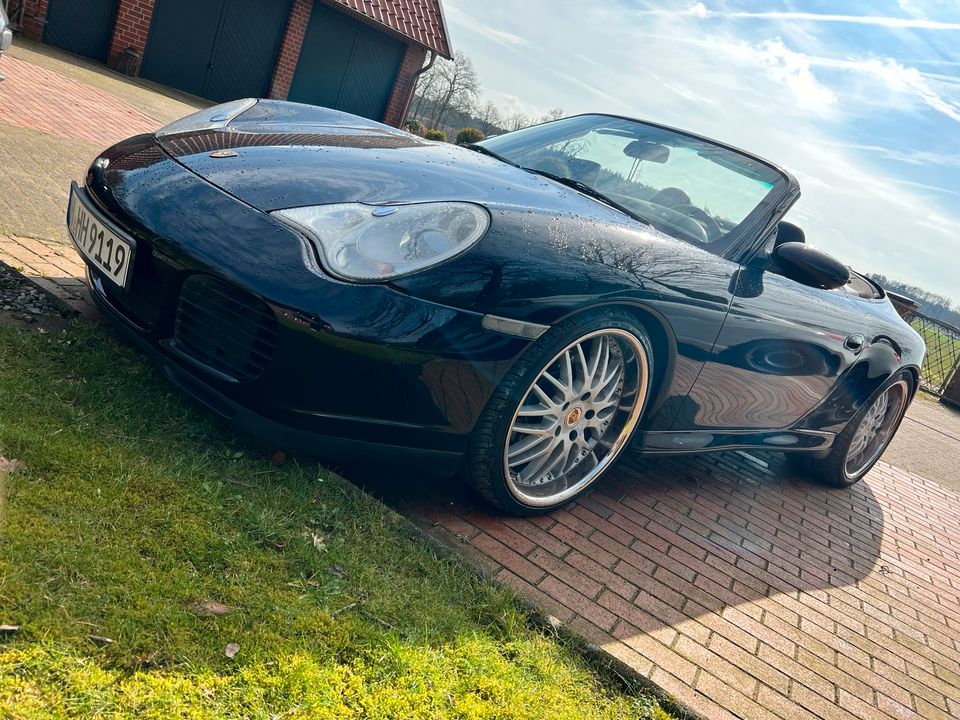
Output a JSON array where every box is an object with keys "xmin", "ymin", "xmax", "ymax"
[
  {"xmin": 43, "ymin": 0, "xmax": 118, "ymax": 61},
  {"xmin": 140, "ymin": 0, "xmax": 290, "ymax": 102},
  {"xmin": 288, "ymin": 2, "xmax": 405, "ymax": 121}
]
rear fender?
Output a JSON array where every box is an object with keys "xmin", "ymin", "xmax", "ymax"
[{"xmin": 797, "ymin": 337, "xmax": 912, "ymax": 434}]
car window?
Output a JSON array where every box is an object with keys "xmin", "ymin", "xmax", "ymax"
[{"xmin": 481, "ymin": 115, "xmax": 784, "ymax": 251}]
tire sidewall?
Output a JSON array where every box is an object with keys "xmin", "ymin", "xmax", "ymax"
[
  {"xmin": 466, "ymin": 310, "xmax": 654, "ymax": 514},
  {"xmin": 821, "ymin": 370, "xmax": 914, "ymax": 487}
]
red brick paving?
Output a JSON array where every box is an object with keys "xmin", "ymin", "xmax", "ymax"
[
  {"xmin": 375, "ymin": 453, "xmax": 960, "ymax": 720},
  {"xmin": 0, "ymin": 56, "xmax": 159, "ymax": 147},
  {"xmin": 0, "ymin": 234, "xmax": 96, "ymax": 319},
  {"xmin": 4, "ymin": 50, "xmax": 960, "ymax": 720}
]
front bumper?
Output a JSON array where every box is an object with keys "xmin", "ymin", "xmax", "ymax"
[
  {"xmin": 74, "ymin": 136, "xmax": 533, "ymax": 467},
  {"xmin": 87, "ymin": 271, "xmax": 467, "ymax": 473}
]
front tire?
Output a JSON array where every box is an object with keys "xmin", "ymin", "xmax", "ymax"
[
  {"xmin": 797, "ymin": 372, "xmax": 912, "ymax": 488},
  {"xmin": 464, "ymin": 310, "xmax": 653, "ymax": 514}
]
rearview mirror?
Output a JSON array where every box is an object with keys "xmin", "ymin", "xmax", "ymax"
[
  {"xmin": 773, "ymin": 242, "xmax": 850, "ymax": 290},
  {"xmin": 623, "ymin": 140, "xmax": 669, "ymax": 163}
]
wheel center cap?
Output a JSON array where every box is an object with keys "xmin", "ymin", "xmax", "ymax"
[{"xmin": 565, "ymin": 406, "xmax": 583, "ymax": 426}]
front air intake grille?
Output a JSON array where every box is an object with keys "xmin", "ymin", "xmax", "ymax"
[{"xmin": 173, "ymin": 275, "xmax": 278, "ymax": 382}]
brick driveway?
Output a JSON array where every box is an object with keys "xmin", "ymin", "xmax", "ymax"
[
  {"xmin": 3, "ymin": 49, "xmax": 960, "ymax": 720},
  {"xmin": 0, "ymin": 55, "xmax": 159, "ymax": 147},
  {"xmin": 0, "ymin": 42, "xmax": 199, "ymax": 246},
  {"xmin": 377, "ymin": 453, "xmax": 960, "ymax": 720}
]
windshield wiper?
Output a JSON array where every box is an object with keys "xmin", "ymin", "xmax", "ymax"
[
  {"xmin": 463, "ymin": 143, "xmax": 519, "ymax": 167},
  {"xmin": 522, "ymin": 168, "xmax": 650, "ymax": 224}
]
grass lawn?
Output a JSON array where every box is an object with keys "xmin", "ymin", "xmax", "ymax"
[{"xmin": 0, "ymin": 322, "xmax": 675, "ymax": 719}]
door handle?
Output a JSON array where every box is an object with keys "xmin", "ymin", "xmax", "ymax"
[{"xmin": 844, "ymin": 334, "xmax": 866, "ymax": 353}]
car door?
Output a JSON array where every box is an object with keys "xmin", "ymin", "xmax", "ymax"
[{"xmin": 674, "ymin": 231, "xmax": 865, "ymax": 430}]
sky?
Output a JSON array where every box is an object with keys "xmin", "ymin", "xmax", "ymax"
[{"xmin": 439, "ymin": 0, "xmax": 960, "ymax": 303}]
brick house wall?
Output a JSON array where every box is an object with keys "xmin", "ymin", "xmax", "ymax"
[
  {"xmin": 19, "ymin": 0, "xmax": 48, "ymax": 40},
  {"xmin": 106, "ymin": 0, "xmax": 157, "ymax": 68},
  {"xmin": 15, "ymin": 0, "xmax": 438, "ymax": 128},
  {"xmin": 382, "ymin": 43, "xmax": 428, "ymax": 127},
  {"xmin": 268, "ymin": 0, "xmax": 312, "ymax": 101},
  {"xmin": 267, "ymin": 0, "xmax": 430, "ymax": 126}
]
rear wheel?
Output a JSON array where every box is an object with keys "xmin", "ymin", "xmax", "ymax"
[
  {"xmin": 796, "ymin": 373, "xmax": 912, "ymax": 487},
  {"xmin": 464, "ymin": 310, "xmax": 652, "ymax": 515}
]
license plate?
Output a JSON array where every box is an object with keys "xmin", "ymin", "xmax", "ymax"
[{"xmin": 67, "ymin": 182, "xmax": 135, "ymax": 289}]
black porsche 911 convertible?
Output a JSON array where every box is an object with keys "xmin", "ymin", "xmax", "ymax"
[{"xmin": 67, "ymin": 100, "xmax": 924, "ymax": 514}]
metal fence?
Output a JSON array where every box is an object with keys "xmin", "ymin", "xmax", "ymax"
[{"xmin": 912, "ymin": 312, "xmax": 960, "ymax": 396}]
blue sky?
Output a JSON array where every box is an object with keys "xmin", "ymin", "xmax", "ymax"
[{"xmin": 441, "ymin": 0, "xmax": 960, "ymax": 302}]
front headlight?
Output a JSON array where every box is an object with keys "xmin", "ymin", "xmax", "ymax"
[{"xmin": 272, "ymin": 202, "xmax": 489, "ymax": 282}]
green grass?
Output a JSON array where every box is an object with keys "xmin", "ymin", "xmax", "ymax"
[
  {"xmin": 912, "ymin": 319, "xmax": 960, "ymax": 391},
  {"xmin": 0, "ymin": 323, "xmax": 675, "ymax": 719}
]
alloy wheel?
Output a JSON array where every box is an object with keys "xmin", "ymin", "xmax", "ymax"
[
  {"xmin": 503, "ymin": 328, "xmax": 649, "ymax": 507},
  {"xmin": 844, "ymin": 379, "xmax": 909, "ymax": 480}
]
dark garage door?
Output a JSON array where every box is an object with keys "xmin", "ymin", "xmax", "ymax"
[
  {"xmin": 43, "ymin": 0, "xmax": 118, "ymax": 61},
  {"xmin": 288, "ymin": 3, "xmax": 405, "ymax": 121},
  {"xmin": 140, "ymin": 0, "xmax": 290, "ymax": 102}
]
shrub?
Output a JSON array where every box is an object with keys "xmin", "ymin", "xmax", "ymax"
[
  {"xmin": 423, "ymin": 129, "xmax": 446, "ymax": 142},
  {"xmin": 404, "ymin": 119, "xmax": 423, "ymax": 136},
  {"xmin": 455, "ymin": 127, "xmax": 485, "ymax": 145}
]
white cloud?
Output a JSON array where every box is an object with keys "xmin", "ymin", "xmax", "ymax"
[
  {"xmin": 602, "ymin": 29, "xmax": 960, "ymax": 125},
  {"xmin": 658, "ymin": 77, "xmax": 719, "ymax": 105},
  {"xmin": 469, "ymin": 26, "xmax": 527, "ymax": 47},
  {"xmin": 730, "ymin": 39, "xmax": 838, "ymax": 115},
  {"xmin": 907, "ymin": 58, "xmax": 960, "ymax": 66},
  {"xmin": 654, "ymin": 4, "xmax": 960, "ymax": 31},
  {"xmin": 807, "ymin": 56, "xmax": 960, "ymax": 122},
  {"xmin": 482, "ymin": 92, "xmax": 550, "ymax": 123},
  {"xmin": 890, "ymin": 180, "xmax": 960, "ymax": 198},
  {"xmin": 832, "ymin": 143, "xmax": 960, "ymax": 168},
  {"xmin": 898, "ymin": 0, "xmax": 925, "ymax": 19},
  {"xmin": 615, "ymin": 31, "xmax": 960, "ymax": 125},
  {"xmin": 895, "ymin": 0, "xmax": 960, "ymax": 21}
]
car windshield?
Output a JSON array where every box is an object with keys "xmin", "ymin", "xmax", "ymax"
[{"xmin": 479, "ymin": 114, "xmax": 785, "ymax": 248}]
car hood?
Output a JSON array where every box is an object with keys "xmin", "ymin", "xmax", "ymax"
[
  {"xmin": 156, "ymin": 105, "xmax": 627, "ymax": 222},
  {"xmin": 150, "ymin": 102, "xmax": 739, "ymax": 324}
]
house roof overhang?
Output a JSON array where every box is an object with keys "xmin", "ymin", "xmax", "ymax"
[{"xmin": 326, "ymin": 0, "xmax": 452, "ymax": 58}]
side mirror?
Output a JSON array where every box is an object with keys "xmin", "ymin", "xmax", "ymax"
[{"xmin": 773, "ymin": 242, "xmax": 850, "ymax": 290}]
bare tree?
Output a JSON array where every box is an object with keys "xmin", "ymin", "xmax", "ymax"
[
  {"xmin": 539, "ymin": 107, "xmax": 564, "ymax": 123},
  {"xmin": 474, "ymin": 100, "xmax": 502, "ymax": 135},
  {"xmin": 407, "ymin": 56, "xmax": 560, "ymax": 137},
  {"xmin": 507, "ymin": 112, "xmax": 532, "ymax": 131},
  {"xmin": 410, "ymin": 62, "xmax": 442, "ymax": 120},
  {"xmin": 415, "ymin": 52, "xmax": 480, "ymax": 129}
]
